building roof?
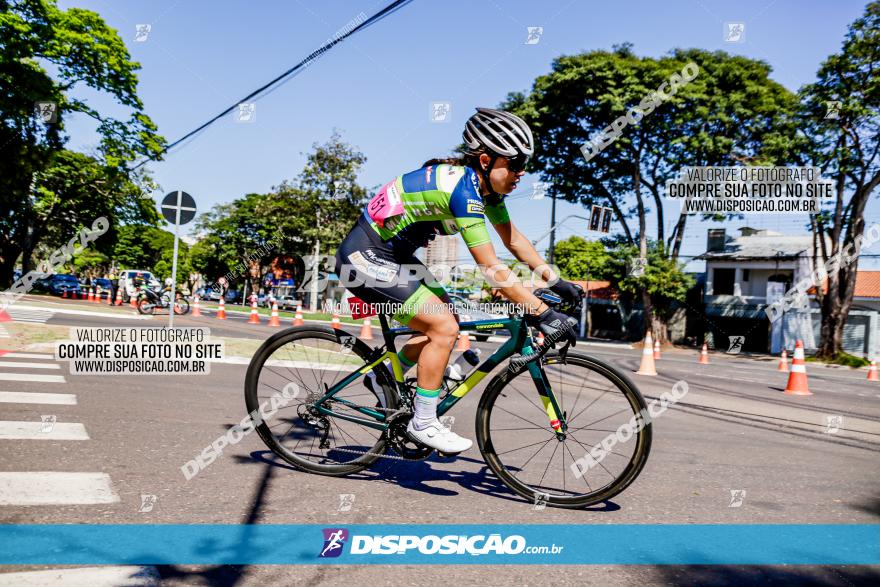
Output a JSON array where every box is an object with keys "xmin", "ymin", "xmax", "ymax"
[
  {"xmin": 698, "ymin": 232, "xmax": 816, "ymax": 261},
  {"xmin": 810, "ymin": 271, "xmax": 880, "ymax": 299}
]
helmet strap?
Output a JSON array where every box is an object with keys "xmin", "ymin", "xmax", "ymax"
[{"xmin": 479, "ymin": 153, "xmax": 501, "ymax": 200}]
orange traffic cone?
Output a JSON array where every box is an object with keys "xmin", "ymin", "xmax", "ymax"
[
  {"xmin": 107, "ymin": 287, "xmax": 113, "ymax": 305},
  {"xmin": 698, "ymin": 342, "xmax": 710, "ymax": 364},
  {"xmin": 192, "ymin": 295, "xmax": 202, "ymax": 317},
  {"xmin": 268, "ymin": 301, "xmax": 281, "ymax": 327},
  {"xmin": 360, "ymin": 317, "xmax": 374, "ymax": 340},
  {"xmin": 330, "ymin": 312, "xmax": 341, "ymax": 330},
  {"xmin": 457, "ymin": 332, "xmax": 472, "ymax": 351},
  {"xmin": 129, "ymin": 292, "xmax": 137, "ymax": 308},
  {"xmin": 293, "ymin": 303, "xmax": 304, "ymax": 326},
  {"xmin": 636, "ymin": 332, "xmax": 657, "ymax": 376},
  {"xmin": 87, "ymin": 288, "xmax": 94, "ymax": 302},
  {"xmin": 778, "ymin": 350, "xmax": 789, "ymax": 372},
  {"xmin": 216, "ymin": 298, "xmax": 227, "ymax": 320},
  {"xmin": 867, "ymin": 361, "xmax": 879, "ymax": 382},
  {"xmin": 653, "ymin": 339, "xmax": 661, "ymax": 360},
  {"xmin": 783, "ymin": 340, "xmax": 812, "ymax": 395},
  {"xmin": 114, "ymin": 287, "xmax": 123, "ymax": 306},
  {"xmin": 92, "ymin": 287, "xmax": 100, "ymax": 303},
  {"xmin": 61, "ymin": 289, "xmax": 67, "ymax": 299},
  {"xmin": 247, "ymin": 298, "xmax": 261, "ymax": 324}
]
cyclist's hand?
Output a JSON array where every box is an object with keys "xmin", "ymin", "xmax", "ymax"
[
  {"xmin": 525, "ymin": 307, "xmax": 578, "ymax": 348},
  {"xmin": 549, "ymin": 279, "xmax": 584, "ymax": 313}
]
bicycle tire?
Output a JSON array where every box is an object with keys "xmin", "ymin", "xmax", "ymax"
[
  {"xmin": 244, "ymin": 326, "xmax": 398, "ymax": 476},
  {"xmin": 476, "ymin": 351, "xmax": 652, "ymax": 509}
]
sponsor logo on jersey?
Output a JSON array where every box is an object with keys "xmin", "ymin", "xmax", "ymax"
[
  {"xmin": 466, "ymin": 200, "xmax": 484, "ymax": 215},
  {"xmin": 425, "ymin": 165, "xmax": 433, "ymax": 184}
]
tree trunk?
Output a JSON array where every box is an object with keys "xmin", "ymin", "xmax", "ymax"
[{"xmin": 0, "ymin": 244, "xmax": 22, "ymax": 288}]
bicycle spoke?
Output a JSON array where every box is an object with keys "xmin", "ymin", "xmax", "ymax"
[
  {"xmin": 484, "ymin": 353, "xmax": 650, "ymax": 505},
  {"xmin": 496, "ymin": 437, "xmax": 556, "ymax": 456}
]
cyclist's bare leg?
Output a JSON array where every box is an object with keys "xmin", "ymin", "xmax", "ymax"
[{"xmin": 405, "ymin": 298, "xmax": 458, "ymax": 390}]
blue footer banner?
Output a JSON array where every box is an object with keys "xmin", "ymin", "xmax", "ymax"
[{"xmin": 0, "ymin": 525, "xmax": 877, "ymax": 565}]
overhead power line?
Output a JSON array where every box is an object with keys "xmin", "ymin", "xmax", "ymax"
[{"xmin": 131, "ymin": 0, "xmax": 416, "ymax": 171}]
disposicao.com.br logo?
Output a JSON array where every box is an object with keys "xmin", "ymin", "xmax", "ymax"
[{"xmin": 318, "ymin": 528, "xmax": 563, "ymax": 557}]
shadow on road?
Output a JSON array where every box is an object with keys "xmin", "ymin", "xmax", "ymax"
[
  {"xmin": 153, "ymin": 450, "xmax": 282, "ymax": 585},
  {"xmin": 652, "ymin": 565, "xmax": 880, "ymax": 585},
  {"xmin": 249, "ymin": 447, "xmax": 620, "ymax": 513}
]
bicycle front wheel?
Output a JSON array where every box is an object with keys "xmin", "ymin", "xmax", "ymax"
[{"xmin": 477, "ymin": 351, "xmax": 652, "ymax": 509}]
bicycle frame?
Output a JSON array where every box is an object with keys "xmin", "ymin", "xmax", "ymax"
[{"xmin": 311, "ymin": 314, "xmax": 568, "ymax": 436}]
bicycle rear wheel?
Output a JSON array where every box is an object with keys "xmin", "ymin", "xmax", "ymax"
[
  {"xmin": 476, "ymin": 351, "xmax": 651, "ymax": 508},
  {"xmin": 244, "ymin": 327, "xmax": 397, "ymax": 476}
]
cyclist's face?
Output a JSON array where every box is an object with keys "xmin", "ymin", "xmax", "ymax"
[{"xmin": 479, "ymin": 153, "xmax": 526, "ymax": 195}]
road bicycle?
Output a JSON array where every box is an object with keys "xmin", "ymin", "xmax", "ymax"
[{"xmin": 244, "ymin": 290, "xmax": 651, "ymax": 508}]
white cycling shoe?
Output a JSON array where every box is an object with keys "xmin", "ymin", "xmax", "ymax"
[{"xmin": 406, "ymin": 419, "xmax": 473, "ymax": 455}]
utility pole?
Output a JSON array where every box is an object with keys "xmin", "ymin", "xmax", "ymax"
[{"xmin": 548, "ymin": 193, "xmax": 557, "ymax": 264}]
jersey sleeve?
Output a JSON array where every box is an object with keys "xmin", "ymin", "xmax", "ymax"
[
  {"xmin": 484, "ymin": 196, "xmax": 510, "ymax": 225},
  {"xmin": 448, "ymin": 167, "xmax": 493, "ymax": 248}
]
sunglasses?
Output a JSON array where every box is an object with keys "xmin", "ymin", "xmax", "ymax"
[{"xmin": 505, "ymin": 155, "xmax": 529, "ymax": 173}]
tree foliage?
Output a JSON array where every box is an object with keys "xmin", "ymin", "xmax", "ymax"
[{"xmin": 0, "ymin": 0, "xmax": 164, "ymax": 287}]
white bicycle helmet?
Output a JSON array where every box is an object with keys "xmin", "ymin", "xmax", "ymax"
[
  {"xmin": 463, "ymin": 107, "xmax": 534, "ymax": 158},
  {"xmin": 463, "ymin": 107, "xmax": 534, "ymax": 199}
]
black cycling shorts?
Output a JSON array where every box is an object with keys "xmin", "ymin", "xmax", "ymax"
[{"xmin": 334, "ymin": 216, "xmax": 450, "ymax": 324}]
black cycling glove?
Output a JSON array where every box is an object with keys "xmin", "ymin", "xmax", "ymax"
[
  {"xmin": 525, "ymin": 307, "xmax": 578, "ymax": 348},
  {"xmin": 549, "ymin": 279, "xmax": 584, "ymax": 312}
]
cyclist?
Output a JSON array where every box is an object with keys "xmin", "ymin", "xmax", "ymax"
[{"xmin": 335, "ymin": 107, "xmax": 581, "ymax": 454}]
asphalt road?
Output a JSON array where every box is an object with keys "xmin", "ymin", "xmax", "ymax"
[{"xmin": 1, "ymin": 296, "xmax": 878, "ymax": 585}]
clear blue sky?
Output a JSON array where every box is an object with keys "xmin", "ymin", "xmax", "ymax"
[{"xmin": 58, "ymin": 0, "xmax": 879, "ymax": 269}]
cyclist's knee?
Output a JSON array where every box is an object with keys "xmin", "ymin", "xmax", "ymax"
[{"xmin": 427, "ymin": 317, "xmax": 459, "ymax": 348}]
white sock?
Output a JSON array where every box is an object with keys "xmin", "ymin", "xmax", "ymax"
[{"xmin": 412, "ymin": 387, "xmax": 440, "ymax": 430}]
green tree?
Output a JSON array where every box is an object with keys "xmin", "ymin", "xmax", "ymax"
[
  {"xmin": 0, "ymin": 0, "xmax": 164, "ymax": 286},
  {"xmin": 194, "ymin": 193, "xmax": 278, "ymax": 293},
  {"xmin": 606, "ymin": 242, "xmax": 694, "ymax": 328},
  {"xmin": 505, "ymin": 46, "xmax": 799, "ymax": 342},
  {"xmin": 552, "ymin": 237, "xmax": 610, "ymax": 281},
  {"xmin": 794, "ymin": 3, "xmax": 880, "ymax": 359},
  {"xmin": 260, "ymin": 131, "xmax": 366, "ymax": 305}
]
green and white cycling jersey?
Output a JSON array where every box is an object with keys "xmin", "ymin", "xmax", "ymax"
[{"xmin": 362, "ymin": 164, "xmax": 510, "ymax": 254}]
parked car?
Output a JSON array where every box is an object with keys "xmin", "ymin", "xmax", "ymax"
[
  {"xmin": 92, "ymin": 278, "xmax": 112, "ymax": 299},
  {"xmin": 40, "ymin": 274, "xmax": 82, "ymax": 296},
  {"xmin": 448, "ymin": 294, "xmax": 505, "ymax": 342},
  {"xmin": 277, "ymin": 295, "xmax": 300, "ymax": 310},
  {"xmin": 194, "ymin": 287, "xmax": 221, "ymax": 302},
  {"xmin": 118, "ymin": 270, "xmax": 160, "ymax": 302},
  {"xmin": 224, "ymin": 289, "xmax": 243, "ymax": 304}
]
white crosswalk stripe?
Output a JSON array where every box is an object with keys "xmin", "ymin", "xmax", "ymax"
[
  {"xmin": 0, "ymin": 420, "xmax": 89, "ymax": 440},
  {"xmin": 0, "ymin": 360, "xmax": 60, "ymax": 369},
  {"xmin": 0, "ymin": 391, "xmax": 76, "ymax": 404},
  {"xmin": 4, "ymin": 307, "xmax": 53, "ymax": 324},
  {"xmin": 0, "ymin": 355, "xmax": 120, "ymax": 510},
  {"xmin": 0, "ymin": 352, "xmax": 54, "ymax": 359},
  {"xmin": 0, "ymin": 566, "xmax": 160, "ymax": 586},
  {"xmin": 0, "ymin": 372, "xmax": 65, "ymax": 383},
  {"xmin": 0, "ymin": 472, "xmax": 119, "ymax": 505}
]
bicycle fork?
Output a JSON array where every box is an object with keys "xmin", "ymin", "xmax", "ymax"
[{"xmin": 527, "ymin": 361, "xmax": 567, "ymax": 435}]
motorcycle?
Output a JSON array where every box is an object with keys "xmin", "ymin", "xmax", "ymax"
[{"xmin": 135, "ymin": 284, "xmax": 190, "ymax": 316}]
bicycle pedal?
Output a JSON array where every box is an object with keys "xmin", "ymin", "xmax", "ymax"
[{"xmin": 436, "ymin": 450, "xmax": 463, "ymax": 459}]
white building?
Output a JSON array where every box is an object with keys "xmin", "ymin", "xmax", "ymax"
[{"xmin": 698, "ymin": 227, "xmax": 878, "ymax": 357}]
